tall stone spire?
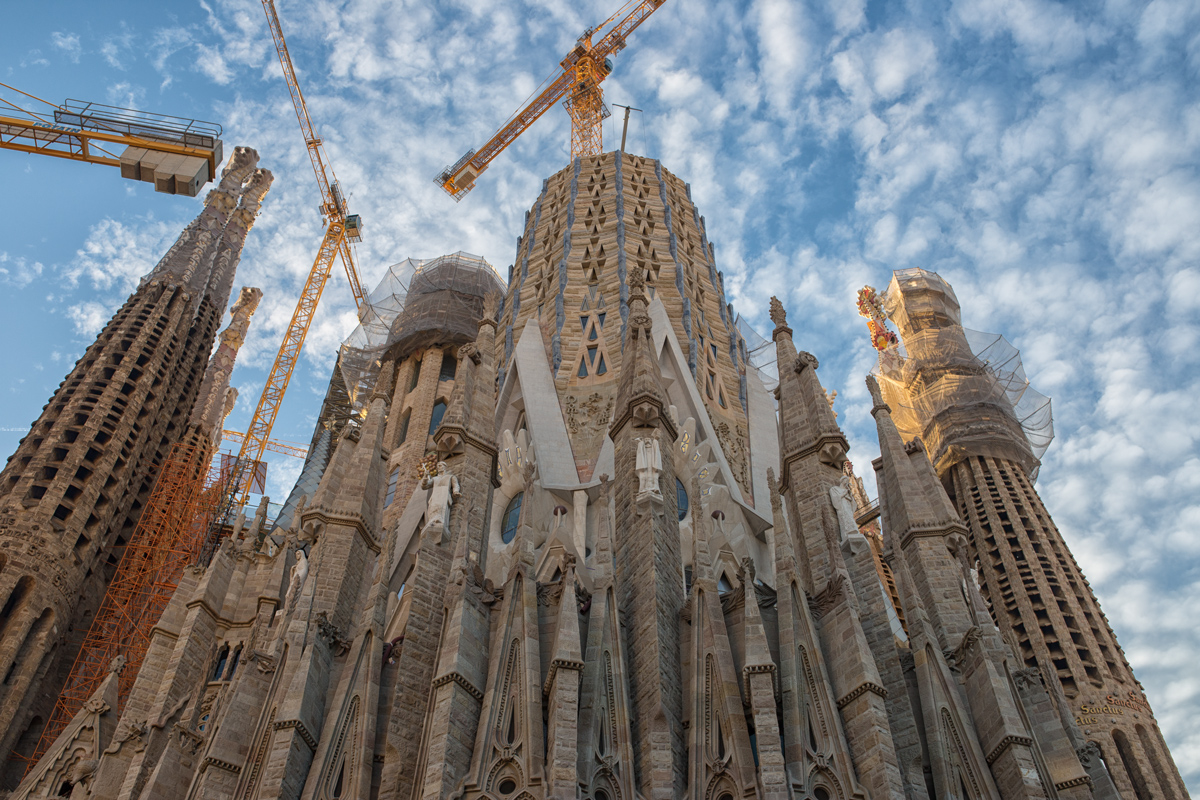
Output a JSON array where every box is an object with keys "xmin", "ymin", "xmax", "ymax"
[
  {"xmin": 0, "ymin": 146, "xmax": 270, "ymax": 782},
  {"xmin": 189, "ymin": 286, "xmax": 263, "ymax": 447},
  {"xmin": 608, "ymin": 268, "xmax": 684, "ymax": 799},
  {"xmin": 142, "ymin": 146, "xmax": 260, "ymax": 308},
  {"xmin": 876, "ymin": 268, "xmax": 1188, "ymax": 797},
  {"xmin": 869, "ymin": 375, "xmax": 1091, "ymax": 799},
  {"xmin": 769, "ymin": 297, "xmax": 904, "ymax": 800}
]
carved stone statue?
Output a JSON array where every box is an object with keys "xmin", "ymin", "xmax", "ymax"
[
  {"xmin": 285, "ymin": 550, "xmax": 309, "ymax": 612},
  {"xmin": 634, "ymin": 429, "xmax": 663, "ymax": 500},
  {"xmin": 422, "ymin": 461, "xmax": 461, "ymax": 533},
  {"xmin": 829, "ymin": 476, "xmax": 859, "ymax": 544}
]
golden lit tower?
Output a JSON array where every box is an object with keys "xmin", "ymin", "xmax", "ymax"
[{"xmin": 873, "ymin": 268, "xmax": 1189, "ymax": 800}]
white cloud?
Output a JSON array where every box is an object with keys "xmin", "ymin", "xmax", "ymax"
[
  {"xmin": 0, "ymin": 252, "xmax": 43, "ymax": 288},
  {"xmin": 66, "ymin": 301, "xmax": 111, "ymax": 337},
  {"xmin": 50, "ymin": 31, "xmax": 80, "ymax": 62},
  {"xmin": 62, "ymin": 217, "xmax": 182, "ymax": 292}
]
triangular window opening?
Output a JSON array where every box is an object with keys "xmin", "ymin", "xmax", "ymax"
[
  {"xmin": 505, "ymin": 702, "xmax": 518, "ymax": 745},
  {"xmin": 331, "ymin": 758, "xmax": 345, "ymax": 798},
  {"xmin": 570, "ymin": 311, "xmax": 611, "ymax": 384}
]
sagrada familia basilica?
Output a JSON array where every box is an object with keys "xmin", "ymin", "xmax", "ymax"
[{"xmin": 0, "ymin": 148, "xmax": 1189, "ymax": 800}]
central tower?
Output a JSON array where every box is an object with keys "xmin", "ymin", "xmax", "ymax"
[{"xmin": 498, "ymin": 152, "xmax": 755, "ymax": 496}]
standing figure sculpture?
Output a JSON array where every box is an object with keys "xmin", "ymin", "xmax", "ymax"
[
  {"xmin": 829, "ymin": 475, "xmax": 860, "ymax": 544},
  {"xmin": 422, "ymin": 461, "xmax": 461, "ymax": 534},
  {"xmin": 634, "ymin": 429, "xmax": 663, "ymax": 501}
]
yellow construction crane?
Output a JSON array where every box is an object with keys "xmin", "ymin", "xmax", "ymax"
[
  {"xmin": 225, "ymin": 0, "xmax": 369, "ymax": 507},
  {"xmin": 222, "ymin": 430, "xmax": 309, "ymax": 460},
  {"xmin": 0, "ymin": 82, "xmax": 224, "ymax": 196},
  {"xmin": 435, "ymin": 0, "xmax": 666, "ymax": 200}
]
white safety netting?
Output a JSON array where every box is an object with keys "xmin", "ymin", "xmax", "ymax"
[{"xmin": 338, "ymin": 252, "xmax": 505, "ymax": 410}]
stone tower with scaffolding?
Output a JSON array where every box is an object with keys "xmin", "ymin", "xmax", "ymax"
[
  {"xmin": 0, "ymin": 147, "xmax": 271, "ymax": 789},
  {"xmin": 872, "ymin": 268, "xmax": 1189, "ymax": 799},
  {"xmin": 9, "ymin": 153, "xmax": 1190, "ymax": 800}
]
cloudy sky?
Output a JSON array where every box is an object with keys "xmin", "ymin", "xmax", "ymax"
[{"xmin": 2, "ymin": 0, "xmax": 1198, "ymax": 786}]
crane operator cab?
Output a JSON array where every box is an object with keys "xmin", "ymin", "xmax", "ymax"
[{"xmin": 345, "ymin": 214, "xmax": 363, "ymax": 243}]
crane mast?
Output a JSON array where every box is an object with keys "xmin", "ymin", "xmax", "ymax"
[
  {"xmin": 436, "ymin": 0, "xmax": 665, "ymax": 200},
  {"xmin": 224, "ymin": 0, "xmax": 369, "ymax": 509}
]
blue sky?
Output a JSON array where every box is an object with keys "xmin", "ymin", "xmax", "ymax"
[{"xmin": 2, "ymin": 0, "xmax": 1198, "ymax": 786}]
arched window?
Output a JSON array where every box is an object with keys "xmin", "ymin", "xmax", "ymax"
[
  {"xmin": 397, "ymin": 410, "xmax": 411, "ymax": 444},
  {"xmin": 212, "ymin": 645, "xmax": 229, "ymax": 680},
  {"xmin": 428, "ymin": 400, "xmax": 447, "ymax": 436},
  {"xmin": 676, "ymin": 478, "xmax": 689, "ymax": 521},
  {"xmin": 227, "ymin": 645, "xmax": 242, "ymax": 679},
  {"xmin": 384, "ymin": 468, "xmax": 400, "ymax": 507},
  {"xmin": 501, "ymin": 493, "xmax": 523, "ymax": 544},
  {"xmin": 439, "ymin": 353, "xmax": 458, "ymax": 382}
]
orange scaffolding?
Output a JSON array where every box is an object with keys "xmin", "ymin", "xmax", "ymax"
[{"xmin": 27, "ymin": 433, "xmax": 230, "ymax": 769}]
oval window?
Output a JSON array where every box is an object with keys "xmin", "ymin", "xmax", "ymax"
[
  {"xmin": 498, "ymin": 778, "xmax": 517, "ymax": 795},
  {"xmin": 501, "ymin": 492, "xmax": 523, "ymax": 544},
  {"xmin": 676, "ymin": 477, "xmax": 688, "ymax": 521}
]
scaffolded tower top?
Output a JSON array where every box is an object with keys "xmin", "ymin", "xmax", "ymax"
[
  {"xmin": 339, "ymin": 252, "xmax": 505, "ymax": 409},
  {"xmin": 870, "ymin": 268, "xmax": 1054, "ymax": 478}
]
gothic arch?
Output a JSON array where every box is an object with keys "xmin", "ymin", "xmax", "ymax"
[
  {"xmin": 939, "ymin": 707, "xmax": 983, "ymax": 800},
  {"xmin": 805, "ymin": 766, "xmax": 847, "ymax": 800},
  {"xmin": 320, "ymin": 695, "xmax": 360, "ymax": 800}
]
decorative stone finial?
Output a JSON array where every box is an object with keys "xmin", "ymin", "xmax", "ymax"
[
  {"xmin": 371, "ymin": 359, "xmax": 396, "ymax": 404},
  {"xmin": 597, "ymin": 473, "xmax": 611, "ymax": 504},
  {"xmin": 236, "ymin": 168, "xmax": 275, "ymax": 222},
  {"xmin": 481, "ymin": 291, "xmax": 501, "ymax": 328},
  {"xmin": 108, "ymin": 655, "xmax": 127, "ymax": 675},
  {"xmin": 219, "ymin": 287, "xmax": 263, "ymax": 350},
  {"xmin": 628, "ymin": 267, "xmax": 646, "ymax": 300},
  {"xmin": 865, "ymin": 375, "xmax": 891, "ymax": 415},
  {"xmin": 215, "ymin": 147, "xmax": 260, "ymax": 197},
  {"xmin": 769, "ymin": 296, "xmax": 787, "ymax": 328},
  {"xmin": 459, "ymin": 342, "xmax": 481, "ymax": 365}
]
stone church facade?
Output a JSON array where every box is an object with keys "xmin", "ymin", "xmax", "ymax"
[{"xmin": 6, "ymin": 152, "xmax": 1190, "ymax": 799}]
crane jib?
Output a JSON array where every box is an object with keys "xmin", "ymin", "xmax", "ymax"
[{"xmin": 439, "ymin": 0, "xmax": 665, "ymax": 198}]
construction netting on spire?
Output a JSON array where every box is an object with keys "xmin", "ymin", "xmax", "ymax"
[
  {"xmin": 869, "ymin": 268, "xmax": 1054, "ymax": 478},
  {"xmin": 338, "ymin": 251, "xmax": 505, "ymax": 410}
]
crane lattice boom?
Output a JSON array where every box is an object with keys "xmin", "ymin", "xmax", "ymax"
[
  {"xmin": 223, "ymin": 1, "xmax": 368, "ymax": 508},
  {"xmin": 436, "ymin": 0, "xmax": 665, "ymax": 200}
]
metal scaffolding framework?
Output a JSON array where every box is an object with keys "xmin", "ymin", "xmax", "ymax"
[{"xmin": 27, "ymin": 435, "xmax": 231, "ymax": 770}]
